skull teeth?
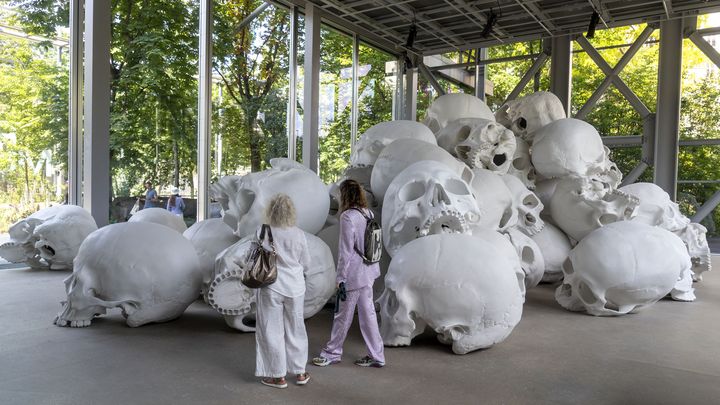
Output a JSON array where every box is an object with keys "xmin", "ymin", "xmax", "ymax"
[{"xmin": 417, "ymin": 210, "xmax": 468, "ymax": 237}]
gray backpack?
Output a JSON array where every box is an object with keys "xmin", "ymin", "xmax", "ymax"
[{"xmin": 352, "ymin": 208, "xmax": 382, "ymax": 264}]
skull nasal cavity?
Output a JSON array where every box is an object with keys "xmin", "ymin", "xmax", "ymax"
[
  {"xmin": 431, "ymin": 184, "xmax": 451, "ymax": 206},
  {"xmin": 493, "ymin": 154, "xmax": 507, "ymax": 167}
]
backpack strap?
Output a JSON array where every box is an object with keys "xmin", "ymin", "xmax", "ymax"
[
  {"xmin": 351, "ymin": 207, "xmax": 373, "ymax": 220},
  {"xmin": 349, "ymin": 208, "xmax": 371, "ymax": 260}
]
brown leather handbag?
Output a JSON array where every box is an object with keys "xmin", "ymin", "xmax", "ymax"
[{"xmin": 241, "ymin": 224, "xmax": 278, "ymax": 288}]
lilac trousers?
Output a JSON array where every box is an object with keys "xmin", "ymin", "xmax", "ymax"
[{"xmin": 320, "ymin": 285, "xmax": 385, "ymax": 363}]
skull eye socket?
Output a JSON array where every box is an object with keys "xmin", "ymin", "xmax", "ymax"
[
  {"xmin": 522, "ymin": 195, "xmax": 539, "ymax": 208},
  {"xmin": 398, "ymin": 181, "xmax": 426, "ymax": 201},
  {"xmin": 443, "ymin": 179, "xmax": 470, "ymax": 195},
  {"xmin": 516, "ymin": 117, "xmax": 527, "ymax": 130},
  {"xmin": 457, "ymin": 126, "xmax": 471, "ymax": 142}
]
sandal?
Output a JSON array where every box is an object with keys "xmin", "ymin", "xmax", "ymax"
[
  {"xmin": 261, "ymin": 377, "xmax": 287, "ymax": 389},
  {"xmin": 296, "ymin": 372, "xmax": 311, "ymax": 385}
]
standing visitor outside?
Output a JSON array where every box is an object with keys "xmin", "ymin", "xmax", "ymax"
[
  {"xmin": 166, "ymin": 188, "xmax": 185, "ymax": 216},
  {"xmin": 143, "ymin": 181, "xmax": 160, "ymax": 209},
  {"xmin": 254, "ymin": 193, "xmax": 312, "ymax": 388},
  {"xmin": 313, "ymin": 179, "xmax": 385, "ymax": 368}
]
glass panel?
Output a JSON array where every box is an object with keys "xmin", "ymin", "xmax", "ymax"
[
  {"xmin": 213, "ymin": 2, "xmax": 291, "ymax": 178},
  {"xmin": 357, "ymin": 42, "xmax": 397, "ymax": 137},
  {"xmin": 0, "ymin": 3, "xmax": 69, "ymax": 230},
  {"xmin": 318, "ymin": 26, "xmax": 352, "ymax": 183}
]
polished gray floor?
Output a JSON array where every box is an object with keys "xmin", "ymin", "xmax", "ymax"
[{"xmin": 1, "ymin": 258, "xmax": 719, "ymax": 405}]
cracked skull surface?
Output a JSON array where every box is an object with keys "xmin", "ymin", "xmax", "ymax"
[{"xmin": 381, "ymin": 160, "xmax": 481, "ymax": 257}]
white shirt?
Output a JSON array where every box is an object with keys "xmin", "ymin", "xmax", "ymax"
[{"xmin": 258, "ymin": 225, "xmax": 310, "ymax": 298}]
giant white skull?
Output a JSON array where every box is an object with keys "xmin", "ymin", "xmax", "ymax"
[
  {"xmin": 555, "ymin": 221, "xmax": 692, "ymax": 316},
  {"xmin": 504, "ymin": 228, "xmax": 545, "ymax": 289},
  {"xmin": 377, "ymin": 233, "xmax": 524, "ymax": 354},
  {"xmin": 453, "ymin": 120, "xmax": 516, "ymax": 172},
  {"xmin": 495, "ymin": 91, "xmax": 566, "ymax": 143},
  {"xmin": 500, "ymin": 174, "xmax": 545, "ymax": 236},
  {"xmin": 350, "ymin": 120, "xmax": 437, "ymax": 167},
  {"xmin": 674, "ymin": 223, "xmax": 712, "ymax": 282},
  {"xmin": 505, "ymin": 136, "xmax": 536, "ymax": 189},
  {"xmin": 619, "ymin": 183, "xmax": 690, "ymax": 231},
  {"xmin": 209, "ymin": 158, "xmax": 330, "ymax": 238},
  {"xmin": 550, "ymin": 176, "xmax": 639, "ymax": 242},
  {"xmin": 371, "ymin": 138, "xmax": 473, "ymax": 203},
  {"xmin": 206, "ymin": 232, "xmax": 335, "ymax": 331},
  {"xmin": 128, "ymin": 207, "xmax": 187, "ymax": 233},
  {"xmin": 182, "ymin": 218, "xmax": 240, "ymax": 294},
  {"xmin": 422, "ymin": 93, "xmax": 494, "ymax": 134},
  {"xmin": 534, "ymin": 178, "xmax": 562, "ymax": 221},
  {"xmin": 531, "ymin": 118, "xmax": 606, "ymax": 179},
  {"xmin": 530, "ymin": 222, "xmax": 572, "ymax": 283},
  {"xmin": 0, "ymin": 205, "xmax": 97, "ymax": 270},
  {"xmin": 468, "ymin": 168, "xmax": 516, "ymax": 232},
  {"xmin": 54, "ymin": 222, "xmax": 202, "ymax": 327},
  {"xmin": 382, "ymin": 160, "xmax": 481, "ymax": 257}
]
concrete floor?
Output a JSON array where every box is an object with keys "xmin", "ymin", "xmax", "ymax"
[{"xmin": 1, "ymin": 260, "xmax": 720, "ymax": 405}]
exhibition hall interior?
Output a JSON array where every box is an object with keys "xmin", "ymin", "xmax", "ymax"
[{"xmin": 2, "ymin": 0, "xmax": 720, "ymax": 403}]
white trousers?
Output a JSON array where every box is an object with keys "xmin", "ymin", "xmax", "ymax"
[{"xmin": 255, "ymin": 288, "xmax": 308, "ymax": 378}]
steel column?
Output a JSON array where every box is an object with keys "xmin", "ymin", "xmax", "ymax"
[
  {"xmin": 196, "ymin": 0, "xmax": 212, "ymax": 220},
  {"xmin": 403, "ymin": 67, "xmax": 418, "ymax": 121},
  {"xmin": 82, "ymin": 0, "xmax": 110, "ymax": 226},
  {"xmin": 393, "ymin": 56, "xmax": 404, "ymax": 121},
  {"xmin": 351, "ymin": 33, "xmax": 359, "ymax": 151},
  {"xmin": 550, "ymin": 35, "xmax": 572, "ymax": 115},
  {"xmin": 302, "ymin": 4, "xmax": 321, "ymax": 172},
  {"xmin": 654, "ymin": 19, "xmax": 683, "ymax": 201},
  {"xmin": 287, "ymin": 6, "xmax": 298, "ymax": 161},
  {"xmin": 504, "ymin": 52, "xmax": 549, "ymax": 104},
  {"xmin": 68, "ymin": 0, "xmax": 83, "ymax": 206},
  {"xmin": 474, "ymin": 48, "xmax": 487, "ymax": 101}
]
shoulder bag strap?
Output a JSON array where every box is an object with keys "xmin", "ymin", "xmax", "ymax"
[{"xmin": 260, "ymin": 224, "xmax": 276, "ymax": 252}]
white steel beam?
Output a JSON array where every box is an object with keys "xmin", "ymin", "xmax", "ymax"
[
  {"xmin": 689, "ymin": 31, "xmax": 720, "ymax": 70},
  {"xmin": 417, "ymin": 62, "xmax": 445, "ymax": 96},
  {"xmin": 550, "ymin": 35, "xmax": 572, "ymax": 115},
  {"xmin": 196, "ymin": 0, "xmax": 212, "ymax": 220},
  {"xmin": 287, "ymin": 6, "xmax": 298, "ymax": 161},
  {"xmin": 351, "ymin": 33, "xmax": 359, "ymax": 151},
  {"xmin": 474, "ymin": 48, "xmax": 487, "ymax": 101},
  {"xmin": 302, "ymin": 3, "xmax": 321, "ymax": 173},
  {"xmin": 404, "ymin": 66, "xmax": 418, "ymax": 121},
  {"xmin": 68, "ymin": 0, "xmax": 83, "ymax": 206},
  {"xmin": 82, "ymin": 0, "xmax": 110, "ymax": 226},
  {"xmin": 654, "ymin": 19, "xmax": 683, "ymax": 201}
]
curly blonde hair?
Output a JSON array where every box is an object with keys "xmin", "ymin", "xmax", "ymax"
[{"xmin": 264, "ymin": 193, "xmax": 297, "ymax": 228}]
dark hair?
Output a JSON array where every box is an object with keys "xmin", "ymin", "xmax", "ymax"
[{"xmin": 339, "ymin": 179, "xmax": 368, "ymax": 213}]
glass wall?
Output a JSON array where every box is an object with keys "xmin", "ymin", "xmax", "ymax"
[
  {"xmin": 213, "ymin": 1, "xmax": 291, "ymax": 179},
  {"xmin": 318, "ymin": 26, "xmax": 353, "ymax": 183},
  {"xmin": 0, "ymin": 4, "xmax": 69, "ymax": 231},
  {"xmin": 357, "ymin": 42, "xmax": 397, "ymax": 137}
]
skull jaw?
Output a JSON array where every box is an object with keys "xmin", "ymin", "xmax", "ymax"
[{"xmin": 54, "ymin": 302, "xmax": 107, "ymax": 328}]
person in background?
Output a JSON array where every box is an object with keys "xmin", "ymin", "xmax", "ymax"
[
  {"xmin": 312, "ymin": 179, "xmax": 385, "ymax": 368},
  {"xmin": 143, "ymin": 181, "xmax": 159, "ymax": 209},
  {"xmin": 166, "ymin": 187, "xmax": 185, "ymax": 217},
  {"xmin": 254, "ymin": 193, "xmax": 311, "ymax": 389}
]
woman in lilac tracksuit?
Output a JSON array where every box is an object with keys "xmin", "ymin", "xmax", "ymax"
[{"xmin": 312, "ymin": 179, "xmax": 385, "ymax": 368}]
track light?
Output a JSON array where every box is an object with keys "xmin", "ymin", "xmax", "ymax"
[
  {"xmin": 481, "ymin": 11, "xmax": 497, "ymax": 38},
  {"xmin": 586, "ymin": 11, "xmax": 600, "ymax": 38}
]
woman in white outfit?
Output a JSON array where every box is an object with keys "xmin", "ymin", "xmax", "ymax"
[{"xmin": 255, "ymin": 193, "xmax": 312, "ymax": 389}]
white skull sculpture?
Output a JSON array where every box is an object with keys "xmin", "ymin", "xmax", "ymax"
[
  {"xmin": 54, "ymin": 222, "xmax": 202, "ymax": 327},
  {"xmin": 531, "ymin": 118, "xmax": 606, "ymax": 179},
  {"xmin": 674, "ymin": 223, "xmax": 712, "ymax": 282},
  {"xmin": 0, "ymin": 205, "xmax": 98, "ymax": 270},
  {"xmin": 350, "ymin": 120, "xmax": 437, "ymax": 167},
  {"xmin": 422, "ymin": 93, "xmax": 495, "ymax": 134},
  {"xmin": 504, "ymin": 228, "xmax": 545, "ymax": 289},
  {"xmin": 500, "ymin": 174, "xmax": 545, "ymax": 236},
  {"xmin": 209, "ymin": 158, "xmax": 330, "ymax": 238},
  {"xmin": 620, "ymin": 183, "xmax": 690, "ymax": 231},
  {"xmin": 128, "ymin": 207, "xmax": 187, "ymax": 233},
  {"xmin": 468, "ymin": 168, "xmax": 516, "ymax": 232},
  {"xmin": 505, "ymin": 136, "xmax": 536, "ymax": 189},
  {"xmin": 206, "ymin": 232, "xmax": 335, "ymax": 331},
  {"xmin": 555, "ymin": 221, "xmax": 693, "ymax": 316},
  {"xmin": 550, "ymin": 176, "xmax": 639, "ymax": 242},
  {"xmin": 495, "ymin": 91, "xmax": 566, "ymax": 143},
  {"xmin": 455, "ymin": 120, "xmax": 516, "ymax": 173},
  {"xmin": 371, "ymin": 138, "xmax": 473, "ymax": 203},
  {"xmin": 182, "ymin": 218, "xmax": 240, "ymax": 294},
  {"xmin": 381, "ymin": 160, "xmax": 481, "ymax": 257},
  {"xmin": 530, "ymin": 222, "xmax": 572, "ymax": 283},
  {"xmin": 534, "ymin": 178, "xmax": 562, "ymax": 221},
  {"xmin": 377, "ymin": 233, "xmax": 524, "ymax": 354}
]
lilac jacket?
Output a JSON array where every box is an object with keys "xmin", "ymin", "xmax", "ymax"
[{"xmin": 336, "ymin": 208, "xmax": 380, "ymax": 291}]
